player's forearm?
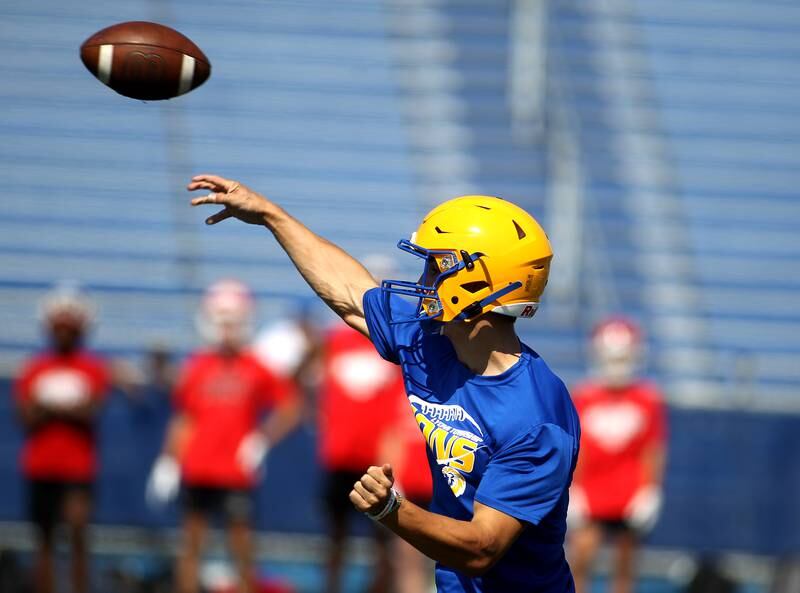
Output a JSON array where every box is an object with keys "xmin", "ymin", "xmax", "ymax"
[
  {"xmin": 259, "ymin": 202, "xmax": 377, "ymax": 325},
  {"xmin": 17, "ymin": 403, "xmax": 50, "ymax": 431},
  {"xmin": 47, "ymin": 400, "xmax": 99, "ymax": 427},
  {"xmin": 642, "ymin": 445, "xmax": 666, "ymax": 485},
  {"xmin": 260, "ymin": 397, "xmax": 302, "ymax": 446},
  {"xmin": 381, "ymin": 500, "xmax": 501, "ymax": 577},
  {"xmin": 162, "ymin": 415, "xmax": 189, "ymax": 458}
]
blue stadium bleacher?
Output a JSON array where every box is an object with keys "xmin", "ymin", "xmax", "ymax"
[
  {"xmin": 547, "ymin": 0, "xmax": 800, "ymax": 406},
  {"xmin": 0, "ymin": 0, "xmax": 421, "ymax": 368}
]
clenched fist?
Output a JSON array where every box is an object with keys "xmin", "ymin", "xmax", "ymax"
[{"xmin": 349, "ymin": 464, "xmax": 399, "ymax": 519}]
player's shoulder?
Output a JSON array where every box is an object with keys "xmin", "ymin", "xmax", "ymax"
[
  {"xmin": 570, "ymin": 378, "xmax": 604, "ymax": 400},
  {"xmin": 631, "ymin": 379, "xmax": 666, "ymax": 403},
  {"xmin": 238, "ymin": 348, "xmax": 274, "ymax": 371},
  {"xmin": 15, "ymin": 352, "xmax": 54, "ymax": 385},
  {"xmin": 74, "ymin": 349, "xmax": 109, "ymax": 371},
  {"xmin": 26, "ymin": 349, "xmax": 106, "ymax": 372},
  {"xmin": 524, "ymin": 347, "xmax": 571, "ymax": 396},
  {"xmin": 496, "ymin": 347, "xmax": 578, "ymax": 439},
  {"xmin": 181, "ymin": 349, "xmax": 219, "ymax": 371},
  {"xmin": 18, "ymin": 350, "xmax": 53, "ymax": 371}
]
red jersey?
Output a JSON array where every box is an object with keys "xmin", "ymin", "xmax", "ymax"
[
  {"xmin": 318, "ymin": 325, "xmax": 403, "ymax": 471},
  {"xmin": 175, "ymin": 349, "xmax": 293, "ymax": 489},
  {"xmin": 572, "ymin": 380, "xmax": 666, "ymax": 519},
  {"xmin": 14, "ymin": 351, "xmax": 109, "ymax": 481}
]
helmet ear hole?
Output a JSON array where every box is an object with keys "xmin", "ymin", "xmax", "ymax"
[
  {"xmin": 461, "ymin": 281, "xmax": 489, "ymax": 294},
  {"xmin": 451, "ymin": 296, "xmax": 459, "ymax": 304}
]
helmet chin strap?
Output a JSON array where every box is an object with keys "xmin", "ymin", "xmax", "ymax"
[{"xmin": 454, "ymin": 282, "xmax": 523, "ymax": 321}]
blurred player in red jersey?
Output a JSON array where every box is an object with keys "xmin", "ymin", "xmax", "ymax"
[
  {"xmin": 146, "ymin": 280, "xmax": 301, "ymax": 593},
  {"xmin": 568, "ymin": 317, "xmax": 668, "ymax": 593},
  {"xmin": 318, "ymin": 321, "xmax": 404, "ymax": 593},
  {"xmin": 14, "ymin": 285, "xmax": 109, "ymax": 593},
  {"xmin": 379, "ymin": 391, "xmax": 434, "ymax": 593}
]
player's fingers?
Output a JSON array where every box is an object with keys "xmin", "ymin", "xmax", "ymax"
[
  {"xmin": 190, "ymin": 193, "xmax": 226, "ymax": 206},
  {"xmin": 349, "ymin": 489, "xmax": 369, "ymax": 512},
  {"xmin": 186, "ymin": 180, "xmax": 221, "ymax": 192},
  {"xmin": 367, "ymin": 466, "xmax": 393, "ymax": 489},
  {"xmin": 360, "ymin": 473, "xmax": 387, "ymax": 496},
  {"xmin": 191, "ymin": 174, "xmax": 238, "ymax": 193},
  {"xmin": 191, "ymin": 173, "xmax": 228, "ymax": 184},
  {"xmin": 205, "ymin": 208, "xmax": 233, "ymax": 225},
  {"xmin": 353, "ymin": 481, "xmax": 379, "ymax": 506},
  {"xmin": 382, "ymin": 463, "xmax": 394, "ymax": 482}
]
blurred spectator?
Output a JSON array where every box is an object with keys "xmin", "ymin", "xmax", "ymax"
[
  {"xmin": 145, "ymin": 342, "xmax": 178, "ymax": 394},
  {"xmin": 317, "ymin": 321, "xmax": 403, "ymax": 593},
  {"xmin": 379, "ymin": 390, "xmax": 433, "ymax": 593},
  {"xmin": 253, "ymin": 300, "xmax": 322, "ymax": 420},
  {"xmin": 14, "ymin": 284, "xmax": 109, "ymax": 593},
  {"xmin": 568, "ymin": 317, "xmax": 668, "ymax": 593},
  {"xmin": 146, "ymin": 280, "xmax": 301, "ymax": 593},
  {"xmin": 125, "ymin": 344, "xmax": 178, "ymax": 529}
]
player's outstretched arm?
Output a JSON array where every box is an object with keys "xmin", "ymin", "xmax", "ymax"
[{"xmin": 188, "ymin": 174, "xmax": 377, "ymax": 336}]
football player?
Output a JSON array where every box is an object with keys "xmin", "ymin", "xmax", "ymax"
[
  {"xmin": 147, "ymin": 279, "xmax": 300, "ymax": 593},
  {"xmin": 568, "ymin": 317, "xmax": 667, "ymax": 593},
  {"xmin": 189, "ymin": 175, "xmax": 580, "ymax": 593},
  {"xmin": 14, "ymin": 285, "xmax": 109, "ymax": 593}
]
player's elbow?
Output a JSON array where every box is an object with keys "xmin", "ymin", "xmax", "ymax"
[{"xmin": 461, "ymin": 535, "xmax": 503, "ymax": 577}]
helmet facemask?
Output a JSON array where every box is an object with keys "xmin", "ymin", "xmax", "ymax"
[{"xmin": 381, "ymin": 239, "xmax": 522, "ymax": 325}]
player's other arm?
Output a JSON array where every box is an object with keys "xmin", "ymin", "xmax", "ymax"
[
  {"xmin": 258, "ymin": 375, "xmax": 303, "ymax": 449},
  {"xmin": 352, "ymin": 465, "xmax": 525, "ymax": 576},
  {"xmin": 188, "ymin": 175, "xmax": 377, "ymax": 337},
  {"xmin": 160, "ymin": 412, "xmax": 191, "ymax": 458},
  {"xmin": 15, "ymin": 397, "xmax": 51, "ymax": 432}
]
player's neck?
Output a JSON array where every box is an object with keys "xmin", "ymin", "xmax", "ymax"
[{"xmin": 443, "ymin": 314, "xmax": 522, "ymax": 376}]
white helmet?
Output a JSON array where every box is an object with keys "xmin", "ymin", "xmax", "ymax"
[
  {"xmin": 39, "ymin": 283, "xmax": 94, "ymax": 329},
  {"xmin": 591, "ymin": 316, "xmax": 643, "ymax": 388},
  {"xmin": 196, "ymin": 279, "xmax": 254, "ymax": 346}
]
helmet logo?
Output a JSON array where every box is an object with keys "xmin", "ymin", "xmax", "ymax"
[
  {"xmin": 521, "ymin": 305, "xmax": 536, "ymax": 318},
  {"xmin": 439, "ymin": 254, "xmax": 457, "ymax": 271}
]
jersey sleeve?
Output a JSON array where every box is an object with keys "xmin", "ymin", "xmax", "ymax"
[
  {"xmin": 475, "ymin": 423, "xmax": 577, "ymax": 526},
  {"xmin": 362, "ymin": 287, "xmax": 417, "ymax": 364},
  {"xmin": 87, "ymin": 356, "xmax": 111, "ymax": 402}
]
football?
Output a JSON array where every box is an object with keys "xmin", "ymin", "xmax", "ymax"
[{"xmin": 80, "ymin": 21, "xmax": 211, "ymax": 100}]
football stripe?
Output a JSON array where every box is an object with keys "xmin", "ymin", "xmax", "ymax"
[
  {"xmin": 97, "ymin": 44, "xmax": 114, "ymax": 84},
  {"xmin": 178, "ymin": 54, "xmax": 196, "ymax": 95}
]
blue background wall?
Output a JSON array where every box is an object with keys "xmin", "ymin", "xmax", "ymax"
[{"xmin": 1, "ymin": 378, "xmax": 798, "ymax": 555}]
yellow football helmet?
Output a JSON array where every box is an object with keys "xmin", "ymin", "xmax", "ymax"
[{"xmin": 383, "ymin": 195, "xmax": 552, "ymax": 323}]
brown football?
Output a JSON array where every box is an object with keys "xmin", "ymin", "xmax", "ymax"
[{"xmin": 80, "ymin": 21, "xmax": 211, "ymax": 100}]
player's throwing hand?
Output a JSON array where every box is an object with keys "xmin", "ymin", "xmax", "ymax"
[{"xmin": 188, "ymin": 174, "xmax": 273, "ymax": 226}]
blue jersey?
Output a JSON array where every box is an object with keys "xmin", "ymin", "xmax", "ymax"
[{"xmin": 363, "ymin": 288, "xmax": 580, "ymax": 593}]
